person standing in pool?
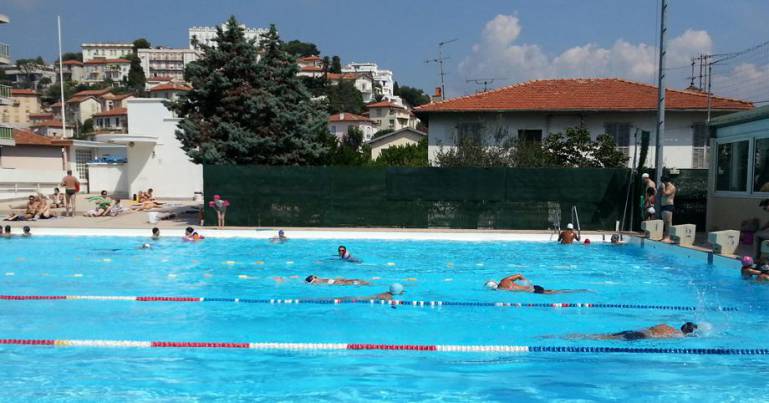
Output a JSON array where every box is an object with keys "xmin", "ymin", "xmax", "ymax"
[
  {"xmin": 579, "ymin": 322, "xmax": 698, "ymax": 340},
  {"xmin": 485, "ymin": 274, "xmax": 587, "ymax": 294},
  {"xmin": 151, "ymin": 227, "xmax": 160, "ymax": 240},
  {"xmin": 305, "ymin": 275, "xmax": 370, "ymax": 286},
  {"xmin": 338, "ymin": 245, "xmax": 361, "ymax": 263},
  {"xmin": 270, "ymin": 230, "xmax": 287, "ymax": 243},
  {"xmin": 558, "ymin": 223, "xmax": 580, "ymax": 244}
]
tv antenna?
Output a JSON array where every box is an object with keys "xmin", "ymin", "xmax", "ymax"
[
  {"xmin": 425, "ymin": 38, "xmax": 458, "ymax": 99},
  {"xmin": 465, "ymin": 77, "xmax": 507, "ymax": 93}
]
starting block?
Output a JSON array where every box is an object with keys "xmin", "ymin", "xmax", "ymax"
[
  {"xmin": 708, "ymin": 230, "xmax": 740, "ymax": 255},
  {"xmin": 670, "ymin": 224, "xmax": 696, "ymax": 246},
  {"xmin": 641, "ymin": 220, "xmax": 663, "ymax": 241}
]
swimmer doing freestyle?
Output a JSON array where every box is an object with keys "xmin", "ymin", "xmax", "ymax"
[
  {"xmin": 574, "ymin": 322, "xmax": 699, "ymax": 341},
  {"xmin": 484, "ymin": 274, "xmax": 588, "ymax": 294},
  {"xmin": 305, "ymin": 275, "xmax": 370, "ymax": 286}
]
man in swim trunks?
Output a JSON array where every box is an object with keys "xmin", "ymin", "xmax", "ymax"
[
  {"xmin": 660, "ymin": 176, "xmax": 677, "ymax": 241},
  {"xmin": 558, "ymin": 223, "xmax": 580, "ymax": 244},
  {"xmin": 589, "ymin": 322, "xmax": 698, "ymax": 340},
  {"xmin": 485, "ymin": 274, "xmax": 586, "ymax": 294},
  {"xmin": 60, "ymin": 170, "xmax": 80, "ymax": 217},
  {"xmin": 305, "ymin": 275, "xmax": 370, "ymax": 286}
]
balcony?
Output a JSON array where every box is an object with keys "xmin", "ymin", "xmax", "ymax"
[
  {"xmin": 0, "ymin": 126, "xmax": 15, "ymax": 147},
  {"xmin": 0, "ymin": 84, "xmax": 10, "ymax": 106},
  {"xmin": 0, "ymin": 42, "xmax": 9, "ymax": 65}
]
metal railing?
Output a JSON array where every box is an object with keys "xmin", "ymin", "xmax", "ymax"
[
  {"xmin": 0, "ymin": 126, "xmax": 12, "ymax": 141},
  {"xmin": 0, "ymin": 84, "xmax": 10, "ymax": 99},
  {"xmin": 0, "ymin": 42, "xmax": 9, "ymax": 60}
]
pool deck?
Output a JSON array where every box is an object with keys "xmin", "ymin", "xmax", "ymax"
[{"xmin": 1, "ymin": 194, "xmax": 752, "ymax": 257}]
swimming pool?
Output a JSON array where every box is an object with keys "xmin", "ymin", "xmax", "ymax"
[{"xmin": 1, "ymin": 231, "xmax": 768, "ymax": 401}]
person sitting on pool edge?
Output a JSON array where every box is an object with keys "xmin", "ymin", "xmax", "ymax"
[
  {"xmin": 305, "ymin": 275, "xmax": 370, "ymax": 286},
  {"xmin": 484, "ymin": 274, "xmax": 587, "ymax": 294},
  {"xmin": 338, "ymin": 245, "xmax": 361, "ymax": 263},
  {"xmin": 576, "ymin": 322, "xmax": 699, "ymax": 340},
  {"xmin": 558, "ymin": 223, "xmax": 580, "ymax": 244}
]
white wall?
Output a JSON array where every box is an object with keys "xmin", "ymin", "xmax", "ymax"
[
  {"xmin": 88, "ymin": 163, "xmax": 128, "ymax": 196},
  {"xmin": 328, "ymin": 121, "xmax": 375, "ymax": 141},
  {"xmin": 0, "ymin": 168, "xmax": 65, "ymax": 200},
  {"xmin": 426, "ymin": 110, "xmax": 721, "ymax": 168},
  {"xmin": 125, "ymin": 99, "xmax": 203, "ymax": 199}
]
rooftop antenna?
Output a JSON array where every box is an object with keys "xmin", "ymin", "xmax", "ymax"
[
  {"xmin": 425, "ymin": 38, "xmax": 458, "ymax": 99},
  {"xmin": 465, "ymin": 77, "xmax": 507, "ymax": 93}
]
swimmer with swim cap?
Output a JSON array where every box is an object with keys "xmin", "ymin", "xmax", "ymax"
[
  {"xmin": 558, "ymin": 223, "xmax": 580, "ymax": 244},
  {"xmin": 140, "ymin": 243, "xmax": 151, "ymax": 249},
  {"xmin": 741, "ymin": 256, "xmax": 769, "ymax": 281},
  {"xmin": 337, "ymin": 245, "xmax": 361, "ymax": 263},
  {"xmin": 270, "ymin": 230, "xmax": 287, "ymax": 243},
  {"xmin": 305, "ymin": 274, "xmax": 370, "ymax": 286},
  {"xmin": 575, "ymin": 322, "xmax": 699, "ymax": 340},
  {"xmin": 348, "ymin": 283, "xmax": 404, "ymax": 301},
  {"xmin": 485, "ymin": 274, "xmax": 587, "ymax": 294}
]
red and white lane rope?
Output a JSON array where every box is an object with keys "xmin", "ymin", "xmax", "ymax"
[
  {"xmin": 0, "ymin": 339, "xmax": 766, "ymax": 355},
  {"xmin": 0, "ymin": 295, "xmax": 736, "ymax": 312}
]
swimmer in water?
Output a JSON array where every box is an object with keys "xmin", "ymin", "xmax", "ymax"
[
  {"xmin": 741, "ymin": 256, "xmax": 769, "ymax": 281},
  {"xmin": 22, "ymin": 226, "xmax": 31, "ymax": 237},
  {"xmin": 151, "ymin": 227, "xmax": 160, "ymax": 240},
  {"xmin": 337, "ymin": 245, "xmax": 361, "ymax": 263},
  {"xmin": 574, "ymin": 322, "xmax": 699, "ymax": 340},
  {"xmin": 270, "ymin": 230, "xmax": 287, "ymax": 243},
  {"xmin": 610, "ymin": 233, "xmax": 627, "ymax": 245},
  {"xmin": 339, "ymin": 283, "xmax": 404, "ymax": 301},
  {"xmin": 184, "ymin": 227, "xmax": 194, "ymax": 240},
  {"xmin": 305, "ymin": 275, "xmax": 370, "ymax": 286},
  {"xmin": 140, "ymin": 243, "xmax": 152, "ymax": 249},
  {"xmin": 558, "ymin": 223, "xmax": 580, "ymax": 244},
  {"xmin": 484, "ymin": 274, "xmax": 588, "ymax": 294}
]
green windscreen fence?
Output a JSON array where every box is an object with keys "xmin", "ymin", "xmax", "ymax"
[{"xmin": 204, "ymin": 166, "xmax": 631, "ymax": 230}]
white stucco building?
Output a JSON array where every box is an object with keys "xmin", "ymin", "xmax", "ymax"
[
  {"xmin": 81, "ymin": 43, "xmax": 134, "ymax": 62},
  {"xmin": 328, "ymin": 112, "xmax": 375, "ymax": 141},
  {"xmin": 189, "ymin": 24, "xmax": 267, "ymax": 50},
  {"xmin": 415, "ymin": 78, "xmax": 753, "ymax": 167},
  {"xmin": 367, "ymin": 100, "xmax": 418, "ymax": 132},
  {"xmin": 137, "ymin": 47, "xmax": 198, "ymax": 81},
  {"xmin": 342, "ymin": 62, "xmax": 395, "ymax": 99},
  {"xmin": 82, "ymin": 58, "xmax": 131, "ymax": 84},
  {"xmin": 93, "ymin": 98, "xmax": 202, "ymax": 199}
]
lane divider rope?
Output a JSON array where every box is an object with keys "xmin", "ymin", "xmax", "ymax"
[
  {"xmin": 0, "ymin": 339, "xmax": 765, "ymax": 355},
  {"xmin": 0, "ymin": 295, "xmax": 737, "ymax": 311}
]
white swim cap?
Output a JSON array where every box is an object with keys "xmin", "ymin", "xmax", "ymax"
[
  {"xmin": 485, "ymin": 280, "xmax": 499, "ymax": 289},
  {"xmin": 567, "ymin": 223, "xmax": 574, "ymax": 230},
  {"xmin": 142, "ymin": 243, "xmax": 151, "ymax": 249},
  {"xmin": 642, "ymin": 173, "xmax": 650, "ymax": 179},
  {"xmin": 389, "ymin": 283, "xmax": 404, "ymax": 295}
]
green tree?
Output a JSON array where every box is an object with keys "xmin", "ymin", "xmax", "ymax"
[
  {"xmin": 330, "ymin": 56, "xmax": 342, "ymax": 74},
  {"xmin": 61, "ymin": 52, "xmax": 83, "ymax": 62},
  {"xmin": 282, "ymin": 40, "xmax": 319, "ymax": 57},
  {"xmin": 395, "ymin": 85, "xmax": 430, "ymax": 107},
  {"xmin": 372, "ymin": 128, "xmax": 394, "ymax": 139},
  {"xmin": 326, "ymin": 79, "xmax": 364, "ymax": 114},
  {"xmin": 169, "ymin": 17, "xmax": 330, "ymax": 165},
  {"xmin": 592, "ymin": 134, "xmax": 629, "ymax": 168},
  {"xmin": 132, "ymin": 38, "xmax": 151, "ymax": 52},
  {"xmin": 42, "ymin": 80, "xmax": 77, "ymax": 104},
  {"xmin": 372, "ymin": 138, "xmax": 428, "ymax": 167},
  {"xmin": 38, "ymin": 76, "xmax": 53, "ymax": 88},
  {"xmin": 126, "ymin": 54, "xmax": 146, "ymax": 92},
  {"xmin": 328, "ymin": 126, "xmax": 370, "ymax": 165},
  {"xmin": 80, "ymin": 118, "xmax": 94, "ymax": 134},
  {"xmin": 434, "ymin": 138, "xmax": 515, "ymax": 168},
  {"xmin": 543, "ymin": 127, "xmax": 627, "ymax": 168}
]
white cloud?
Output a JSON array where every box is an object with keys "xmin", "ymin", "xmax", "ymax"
[{"xmin": 459, "ymin": 15, "xmax": 713, "ymax": 91}]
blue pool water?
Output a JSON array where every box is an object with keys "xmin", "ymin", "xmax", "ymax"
[{"xmin": 1, "ymin": 234, "xmax": 768, "ymax": 401}]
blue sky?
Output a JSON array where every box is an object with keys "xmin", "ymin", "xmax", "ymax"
[{"xmin": 4, "ymin": 0, "xmax": 769, "ymax": 97}]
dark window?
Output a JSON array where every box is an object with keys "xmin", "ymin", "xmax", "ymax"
[
  {"xmin": 518, "ymin": 129, "xmax": 542, "ymax": 143},
  {"xmin": 457, "ymin": 122, "xmax": 484, "ymax": 146},
  {"xmin": 755, "ymin": 138, "xmax": 769, "ymax": 193},
  {"xmin": 716, "ymin": 140, "xmax": 749, "ymax": 192},
  {"xmin": 692, "ymin": 122, "xmax": 708, "ymax": 169},
  {"xmin": 604, "ymin": 123, "xmax": 631, "ymax": 147}
]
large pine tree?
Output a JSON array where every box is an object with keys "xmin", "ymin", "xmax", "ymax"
[{"xmin": 169, "ymin": 17, "xmax": 330, "ymax": 165}]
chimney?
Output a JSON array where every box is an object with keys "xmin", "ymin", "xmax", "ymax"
[
  {"xmin": 340, "ymin": 112, "xmax": 345, "ymax": 120},
  {"xmin": 431, "ymin": 87, "xmax": 444, "ymax": 103}
]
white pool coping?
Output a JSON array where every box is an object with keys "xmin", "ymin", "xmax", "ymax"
[{"xmin": 21, "ymin": 227, "xmax": 616, "ymax": 242}]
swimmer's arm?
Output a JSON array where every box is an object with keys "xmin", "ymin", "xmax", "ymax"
[
  {"xmin": 501, "ymin": 274, "xmax": 525, "ymax": 282},
  {"xmin": 744, "ymin": 268, "xmax": 763, "ymax": 276}
]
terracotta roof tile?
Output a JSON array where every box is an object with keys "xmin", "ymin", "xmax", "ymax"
[
  {"xmin": 149, "ymin": 83, "xmax": 191, "ymax": 92},
  {"xmin": 61, "ymin": 60, "xmax": 83, "ymax": 66},
  {"xmin": 28, "ymin": 112, "xmax": 54, "ymax": 118},
  {"xmin": 300, "ymin": 65, "xmax": 324, "ymax": 72},
  {"xmin": 415, "ymin": 78, "xmax": 753, "ymax": 113},
  {"xmin": 93, "ymin": 107, "xmax": 127, "ymax": 117},
  {"xmin": 30, "ymin": 119, "xmax": 74, "ymax": 128},
  {"xmin": 328, "ymin": 112, "xmax": 373, "ymax": 123},
  {"xmin": 13, "ymin": 128, "xmax": 72, "ymax": 146},
  {"xmin": 298, "ymin": 55, "xmax": 321, "ymax": 62},
  {"xmin": 72, "ymin": 88, "xmax": 112, "ymax": 97},
  {"xmin": 11, "ymin": 89, "xmax": 38, "ymax": 96},
  {"xmin": 326, "ymin": 72, "xmax": 367, "ymax": 81}
]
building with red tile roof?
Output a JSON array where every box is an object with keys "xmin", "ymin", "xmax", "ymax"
[
  {"xmin": 328, "ymin": 112, "xmax": 376, "ymax": 141},
  {"xmin": 415, "ymin": 78, "xmax": 753, "ymax": 168}
]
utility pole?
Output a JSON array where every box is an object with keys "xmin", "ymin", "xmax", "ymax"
[
  {"xmin": 57, "ymin": 16, "xmax": 66, "ymax": 139},
  {"xmin": 654, "ymin": 0, "xmax": 667, "ymax": 187},
  {"xmin": 425, "ymin": 38, "xmax": 457, "ymax": 99}
]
